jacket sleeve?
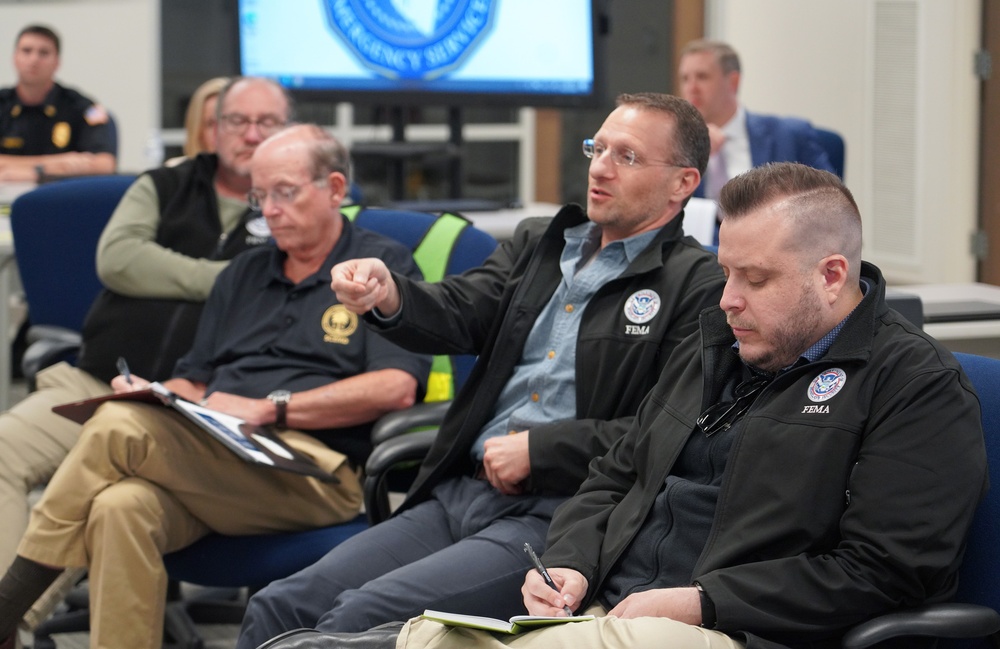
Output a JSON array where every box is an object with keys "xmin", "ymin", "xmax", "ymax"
[
  {"xmin": 366, "ymin": 221, "xmax": 533, "ymax": 356},
  {"xmin": 698, "ymin": 365, "xmax": 987, "ymax": 641},
  {"xmin": 540, "ymin": 384, "xmax": 662, "ymax": 587}
]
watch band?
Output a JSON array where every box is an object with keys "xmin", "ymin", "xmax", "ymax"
[
  {"xmin": 694, "ymin": 582, "xmax": 717, "ymax": 629},
  {"xmin": 268, "ymin": 390, "xmax": 292, "ymax": 428}
]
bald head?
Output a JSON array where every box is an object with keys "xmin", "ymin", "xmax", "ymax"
[{"xmin": 255, "ymin": 124, "xmax": 351, "ymax": 181}]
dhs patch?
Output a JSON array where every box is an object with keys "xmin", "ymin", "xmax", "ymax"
[
  {"xmin": 624, "ymin": 290, "xmax": 661, "ymax": 324},
  {"xmin": 323, "ymin": 0, "xmax": 497, "ymax": 80},
  {"xmin": 807, "ymin": 368, "xmax": 847, "ymax": 402}
]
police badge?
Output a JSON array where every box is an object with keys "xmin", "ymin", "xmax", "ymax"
[{"xmin": 51, "ymin": 122, "xmax": 71, "ymax": 149}]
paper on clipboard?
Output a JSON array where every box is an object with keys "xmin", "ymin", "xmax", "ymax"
[{"xmin": 52, "ymin": 383, "xmax": 339, "ymax": 482}]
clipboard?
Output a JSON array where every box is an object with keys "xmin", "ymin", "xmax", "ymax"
[{"xmin": 53, "ymin": 383, "xmax": 339, "ymax": 483}]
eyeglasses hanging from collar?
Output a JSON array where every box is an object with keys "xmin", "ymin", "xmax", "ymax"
[{"xmin": 696, "ymin": 375, "xmax": 771, "ymax": 437}]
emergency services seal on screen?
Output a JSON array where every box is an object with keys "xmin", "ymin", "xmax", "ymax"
[
  {"xmin": 807, "ymin": 368, "xmax": 847, "ymax": 402},
  {"xmin": 323, "ymin": 0, "xmax": 497, "ymax": 80}
]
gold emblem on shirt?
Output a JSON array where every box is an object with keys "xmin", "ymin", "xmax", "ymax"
[
  {"xmin": 322, "ymin": 305, "xmax": 358, "ymax": 344},
  {"xmin": 44, "ymin": 105, "xmax": 56, "ymax": 118},
  {"xmin": 51, "ymin": 122, "xmax": 70, "ymax": 148},
  {"xmin": 2, "ymin": 136, "xmax": 23, "ymax": 149}
]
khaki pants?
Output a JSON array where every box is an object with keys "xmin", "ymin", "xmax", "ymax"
[
  {"xmin": 398, "ymin": 604, "xmax": 745, "ymax": 649},
  {"xmin": 0, "ymin": 362, "xmax": 112, "ymax": 573},
  {"xmin": 18, "ymin": 400, "xmax": 362, "ymax": 649}
]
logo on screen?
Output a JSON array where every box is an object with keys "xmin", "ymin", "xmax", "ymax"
[{"xmin": 323, "ymin": 0, "xmax": 497, "ymax": 80}]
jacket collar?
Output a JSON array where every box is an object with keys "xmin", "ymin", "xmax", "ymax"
[{"xmin": 544, "ymin": 203, "xmax": 693, "ymax": 277}]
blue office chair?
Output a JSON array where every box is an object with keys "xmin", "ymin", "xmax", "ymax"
[
  {"xmin": 814, "ymin": 127, "xmax": 845, "ymax": 179},
  {"xmin": 10, "ymin": 175, "xmax": 136, "ymax": 387},
  {"xmin": 843, "ymin": 352, "xmax": 1000, "ymax": 648}
]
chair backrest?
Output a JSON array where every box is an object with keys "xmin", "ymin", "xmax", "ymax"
[
  {"xmin": 951, "ymin": 353, "xmax": 1000, "ymax": 617},
  {"xmin": 343, "ymin": 206, "xmax": 499, "ymax": 401},
  {"xmin": 10, "ymin": 175, "xmax": 136, "ymax": 332},
  {"xmin": 814, "ymin": 127, "xmax": 845, "ymax": 179}
]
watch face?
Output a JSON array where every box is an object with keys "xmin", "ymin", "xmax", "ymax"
[{"xmin": 269, "ymin": 390, "xmax": 291, "ymax": 403}]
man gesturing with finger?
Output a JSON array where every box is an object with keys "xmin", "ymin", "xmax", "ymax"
[{"xmin": 237, "ymin": 92, "xmax": 727, "ymax": 648}]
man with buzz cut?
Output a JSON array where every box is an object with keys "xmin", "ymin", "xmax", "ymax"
[
  {"xmin": 237, "ymin": 92, "xmax": 727, "ymax": 648},
  {"xmin": 0, "ymin": 24, "xmax": 116, "ymax": 181},
  {"xmin": 383, "ymin": 163, "xmax": 987, "ymax": 649}
]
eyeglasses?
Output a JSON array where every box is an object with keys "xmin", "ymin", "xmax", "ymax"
[
  {"xmin": 247, "ymin": 179, "xmax": 326, "ymax": 211},
  {"xmin": 696, "ymin": 375, "xmax": 770, "ymax": 437},
  {"xmin": 219, "ymin": 113, "xmax": 286, "ymax": 136},
  {"xmin": 582, "ymin": 139, "xmax": 683, "ymax": 169}
]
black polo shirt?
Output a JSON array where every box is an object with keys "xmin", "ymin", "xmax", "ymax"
[
  {"xmin": 0, "ymin": 82, "xmax": 115, "ymax": 155},
  {"xmin": 172, "ymin": 217, "xmax": 431, "ymax": 463}
]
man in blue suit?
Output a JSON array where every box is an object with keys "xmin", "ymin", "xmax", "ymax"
[{"xmin": 679, "ymin": 39, "xmax": 837, "ymax": 202}]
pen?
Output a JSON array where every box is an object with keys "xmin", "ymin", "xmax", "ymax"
[
  {"xmin": 116, "ymin": 356, "xmax": 133, "ymax": 385},
  {"xmin": 523, "ymin": 542, "xmax": 574, "ymax": 616}
]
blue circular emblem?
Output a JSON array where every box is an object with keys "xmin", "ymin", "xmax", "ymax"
[
  {"xmin": 808, "ymin": 368, "xmax": 847, "ymax": 403},
  {"xmin": 624, "ymin": 290, "xmax": 661, "ymax": 324},
  {"xmin": 323, "ymin": 0, "xmax": 497, "ymax": 80}
]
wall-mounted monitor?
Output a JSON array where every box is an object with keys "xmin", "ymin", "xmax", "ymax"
[{"xmin": 238, "ymin": 0, "xmax": 604, "ymax": 107}]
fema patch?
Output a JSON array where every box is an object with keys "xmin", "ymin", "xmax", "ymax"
[
  {"xmin": 323, "ymin": 0, "xmax": 497, "ymax": 80},
  {"xmin": 624, "ymin": 290, "xmax": 661, "ymax": 324},
  {"xmin": 807, "ymin": 368, "xmax": 847, "ymax": 403}
]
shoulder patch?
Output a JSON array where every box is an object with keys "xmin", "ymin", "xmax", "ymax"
[{"xmin": 84, "ymin": 104, "xmax": 109, "ymax": 126}]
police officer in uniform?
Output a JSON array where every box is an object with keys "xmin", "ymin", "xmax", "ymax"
[{"xmin": 0, "ymin": 24, "xmax": 115, "ymax": 182}]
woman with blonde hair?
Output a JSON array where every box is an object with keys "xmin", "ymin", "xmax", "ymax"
[{"xmin": 167, "ymin": 76, "xmax": 229, "ymax": 165}]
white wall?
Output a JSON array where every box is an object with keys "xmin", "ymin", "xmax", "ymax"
[
  {"xmin": 0, "ymin": 0, "xmax": 160, "ymax": 173},
  {"xmin": 709, "ymin": 0, "xmax": 981, "ymax": 284}
]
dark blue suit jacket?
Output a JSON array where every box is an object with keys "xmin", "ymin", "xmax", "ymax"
[{"xmin": 695, "ymin": 110, "xmax": 836, "ymax": 198}]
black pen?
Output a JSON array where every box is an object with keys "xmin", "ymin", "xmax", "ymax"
[
  {"xmin": 523, "ymin": 542, "xmax": 574, "ymax": 616},
  {"xmin": 116, "ymin": 356, "xmax": 133, "ymax": 385}
]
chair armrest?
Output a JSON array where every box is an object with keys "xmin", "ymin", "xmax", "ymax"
[
  {"xmin": 363, "ymin": 428, "xmax": 438, "ymax": 525},
  {"xmin": 370, "ymin": 400, "xmax": 451, "ymax": 446},
  {"xmin": 21, "ymin": 326, "xmax": 82, "ymax": 387},
  {"xmin": 842, "ymin": 603, "xmax": 1000, "ymax": 649}
]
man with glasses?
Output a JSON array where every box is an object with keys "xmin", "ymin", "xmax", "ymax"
[
  {"xmin": 237, "ymin": 92, "xmax": 726, "ymax": 647},
  {"xmin": 387, "ymin": 163, "xmax": 986, "ymax": 649},
  {"xmin": 0, "ymin": 77, "xmax": 293, "ymax": 630},
  {"xmin": 0, "ymin": 124, "xmax": 431, "ymax": 649}
]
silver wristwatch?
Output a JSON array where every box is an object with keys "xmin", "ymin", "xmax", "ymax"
[{"xmin": 267, "ymin": 390, "xmax": 292, "ymax": 428}]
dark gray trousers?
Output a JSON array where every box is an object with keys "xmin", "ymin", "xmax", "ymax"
[{"xmin": 238, "ymin": 476, "xmax": 564, "ymax": 649}]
